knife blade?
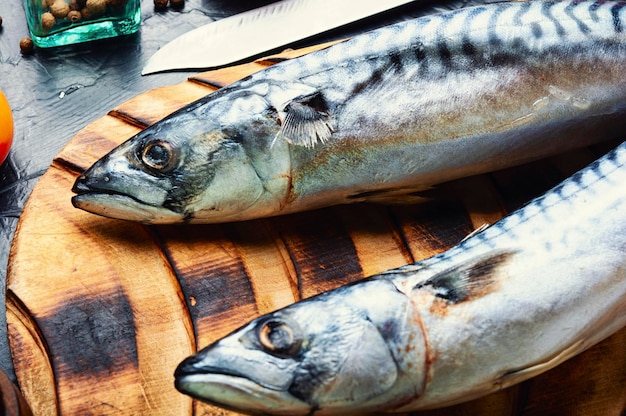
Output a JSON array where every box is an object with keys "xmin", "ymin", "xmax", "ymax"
[{"xmin": 142, "ymin": 0, "xmax": 416, "ymax": 75}]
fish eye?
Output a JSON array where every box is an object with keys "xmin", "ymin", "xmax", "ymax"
[
  {"xmin": 257, "ymin": 318, "xmax": 302, "ymax": 357},
  {"xmin": 141, "ymin": 140, "xmax": 177, "ymax": 172}
]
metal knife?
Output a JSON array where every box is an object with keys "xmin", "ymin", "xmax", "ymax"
[{"xmin": 142, "ymin": 0, "xmax": 416, "ymax": 75}]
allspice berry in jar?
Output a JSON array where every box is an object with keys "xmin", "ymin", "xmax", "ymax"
[
  {"xmin": 23, "ymin": 0, "xmax": 140, "ymax": 47},
  {"xmin": 49, "ymin": 0, "xmax": 70, "ymax": 18}
]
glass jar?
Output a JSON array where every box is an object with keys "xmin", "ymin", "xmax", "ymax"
[{"xmin": 24, "ymin": 0, "xmax": 141, "ymax": 48}]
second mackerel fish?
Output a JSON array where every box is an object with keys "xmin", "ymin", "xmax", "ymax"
[
  {"xmin": 73, "ymin": 1, "xmax": 626, "ymax": 223},
  {"xmin": 175, "ymin": 140, "xmax": 626, "ymax": 414}
]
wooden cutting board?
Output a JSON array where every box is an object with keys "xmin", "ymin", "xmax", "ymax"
[{"xmin": 6, "ymin": 42, "xmax": 626, "ymax": 416}]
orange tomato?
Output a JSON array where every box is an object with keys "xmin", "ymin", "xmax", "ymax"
[{"xmin": 0, "ymin": 89, "xmax": 14, "ymax": 165}]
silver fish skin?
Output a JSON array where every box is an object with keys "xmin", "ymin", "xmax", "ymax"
[
  {"xmin": 174, "ymin": 141, "xmax": 626, "ymax": 414},
  {"xmin": 72, "ymin": 1, "xmax": 626, "ymax": 224}
]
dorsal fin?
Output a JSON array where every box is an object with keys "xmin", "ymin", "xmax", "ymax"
[
  {"xmin": 414, "ymin": 251, "xmax": 516, "ymax": 303},
  {"xmin": 277, "ymin": 92, "xmax": 334, "ymax": 148}
]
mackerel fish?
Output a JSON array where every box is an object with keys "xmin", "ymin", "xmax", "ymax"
[
  {"xmin": 175, "ymin": 140, "xmax": 626, "ymax": 414},
  {"xmin": 72, "ymin": 0, "xmax": 626, "ymax": 224}
]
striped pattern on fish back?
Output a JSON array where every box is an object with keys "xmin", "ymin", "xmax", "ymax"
[
  {"xmin": 393, "ymin": 141, "xmax": 626, "ymax": 281},
  {"xmin": 257, "ymin": 1, "xmax": 626, "ymax": 92},
  {"xmin": 465, "ymin": 141, "xmax": 626, "ymax": 249}
]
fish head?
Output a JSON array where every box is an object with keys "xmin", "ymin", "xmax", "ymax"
[
  {"xmin": 175, "ymin": 280, "xmax": 428, "ymax": 414},
  {"xmin": 71, "ymin": 93, "xmax": 291, "ymax": 224}
]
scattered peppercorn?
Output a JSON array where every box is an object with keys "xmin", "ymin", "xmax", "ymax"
[
  {"xmin": 20, "ymin": 37, "xmax": 34, "ymax": 55},
  {"xmin": 154, "ymin": 0, "xmax": 168, "ymax": 10},
  {"xmin": 170, "ymin": 0, "xmax": 184, "ymax": 9}
]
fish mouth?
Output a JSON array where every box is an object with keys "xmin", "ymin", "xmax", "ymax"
[
  {"xmin": 72, "ymin": 193, "xmax": 156, "ymax": 222},
  {"xmin": 70, "ymin": 171, "xmax": 187, "ymax": 223},
  {"xmin": 174, "ymin": 357, "xmax": 265, "ymax": 390},
  {"xmin": 72, "ymin": 180, "xmax": 147, "ymax": 207},
  {"xmin": 175, "ymin": 364, "xmax": 310, "ymax": 415},
  {"xmin": 71, "ymin": 185, "xmax": 181, "ymax": 224}
]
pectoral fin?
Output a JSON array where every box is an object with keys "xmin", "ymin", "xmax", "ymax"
[
  {"xmin": 414, "ymin": 251, "xmax": 516, "ymax": 303},
  {"xmin": 277, "ymin": 92, "xmax": 335, "ymax": 148}
]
